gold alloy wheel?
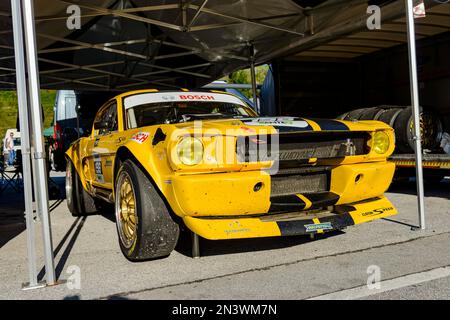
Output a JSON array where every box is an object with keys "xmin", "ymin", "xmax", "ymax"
[{"xmin": 116, "ymin": 172, "xmax": 138, "ymax": 249}]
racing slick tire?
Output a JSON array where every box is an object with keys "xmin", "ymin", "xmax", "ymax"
[
  {"xmin": 66, "ymin": 159, "xmax": 97, "ymax": 216},
  {"xmin": 115, "ymin": 160, "xmax": 179, "ymax": 261},
  {"xmin": 342, "ymin": 108, "xmax": 370, "ymax": 121}
]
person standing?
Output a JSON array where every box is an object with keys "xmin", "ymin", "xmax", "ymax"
[{"xmin": 6, "ymin": 132, "xmax": 15, "ymax": 166}]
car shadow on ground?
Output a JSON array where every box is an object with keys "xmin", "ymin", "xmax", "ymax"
[
  {"xmin": 38, "ymin": 216, "xmax": 87, "ymax": 282},
  {"xmin": 38, "ymin": 204, "xmax": 112, "ymax": 282},
  {"xmin": 96, "ymin": 213, "xmax": 347, "ymax": 260},
  {"xmin": 174, "ymin": 229, "xmax": 346, "ymax": 258}
]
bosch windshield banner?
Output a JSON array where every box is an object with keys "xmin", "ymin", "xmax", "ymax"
[{"xmin": 124, "ymin": 92, "xmax": 247, "ymax": 109}]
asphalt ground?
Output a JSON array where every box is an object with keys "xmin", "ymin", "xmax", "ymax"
[{"xmin": 0, "ymin": 172, "xmax": 449, "ymax": 300}]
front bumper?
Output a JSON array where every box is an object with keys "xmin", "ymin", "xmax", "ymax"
[
  {"xmin": 183, "ymin": 196, "xmax": 397, "ymax": 240},
  {"xmin": 169, "ymin": 161, "xmax": 396, "ymax": 217}
]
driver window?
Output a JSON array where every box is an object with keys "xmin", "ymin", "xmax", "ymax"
[{"xmin": 94, "ymin": 102, "xmax": 118, "ymax": 136}]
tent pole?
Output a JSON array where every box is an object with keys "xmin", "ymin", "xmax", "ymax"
[
  {"xmin": 405, "ymin": 0, "xmax": 425, "ymax": 230},
  {"xmin": 21, "ymin": 0, "xmax": 56, "ymax": 284},
  {"xmin": 11, "ymin": 0, "xmax": 42, "ymax": 290},
  {"xmin": 249, "ymin": 45, "xmax": 258, "ymax": 113}
]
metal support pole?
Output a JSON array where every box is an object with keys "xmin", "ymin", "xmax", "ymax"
[
  {"xmin": 31, "ymin": 146, "xmax": 42, "ymax": 220},
  {"xmin": 405, "ymin": 0, "xmax": 425, "ymax": 230},
  {"xmin": 11, "ymin": 0, "xmax": 43, "ymax": 290},
  {"xmin": 22, "ymin": 0, "xmax": 56, "ymax": 284},
  {"xmin": 192, "ymin": 232, "xmax": 200, "ymax": 259},
  {"xmin": 249, "ymin": 45, "xmax": 258, "ymax": 113}
]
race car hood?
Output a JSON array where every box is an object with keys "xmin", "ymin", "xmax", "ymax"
[{"xmin": 172, "ymin": 116, "xmax": 392, "ymax": 135}]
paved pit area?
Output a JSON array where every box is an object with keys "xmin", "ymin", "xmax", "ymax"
[{"xmin": 0, "ymin": 175, "xmax": 449, "ymax": 300}]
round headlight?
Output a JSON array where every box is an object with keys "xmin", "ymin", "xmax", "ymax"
[
  {"xmin": 177, "ymin": 137, "xmax": 203, "ymax": 166},
  {"xmin": 373, "ymin": 131, "xmax": 390, "ymax": 154}
]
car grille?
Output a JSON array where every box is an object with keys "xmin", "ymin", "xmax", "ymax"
[
  {"xmin": 270, "ymin": 167, "xmax": 330, "ymax": 197},
  {"xmin": 237, "ymin": 132, "xmax": 369, "ymax": 165}
]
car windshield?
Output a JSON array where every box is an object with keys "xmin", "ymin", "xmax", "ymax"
[{"xmin": 127, "ymin": 101, "xmax": 256, "ymax": 129}]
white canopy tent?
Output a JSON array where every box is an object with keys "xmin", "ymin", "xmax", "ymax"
[{"xmin": 1, "ymin": 0, "xmax": 435, "ymax": 289}]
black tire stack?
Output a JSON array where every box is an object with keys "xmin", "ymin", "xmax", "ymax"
[{"xmin": 338, "ymin": 106, "xmax": 443, "ymax": 153}]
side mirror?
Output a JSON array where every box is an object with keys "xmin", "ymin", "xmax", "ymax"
[{"xmin": 94, "ymin": 120, "xmax": 109, "ymax": 130}]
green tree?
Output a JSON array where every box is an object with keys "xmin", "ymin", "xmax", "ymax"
[{"xmin": 226, "ymin": 65, "xmax": 269, "ymax": 99}]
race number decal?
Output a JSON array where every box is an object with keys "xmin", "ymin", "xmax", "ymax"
[{"xmin": 93, "ymin": 153, "xmax": 104, "ymax": 183}]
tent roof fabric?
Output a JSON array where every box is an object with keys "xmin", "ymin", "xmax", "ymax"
[
  {"xmin": 291, "ymin": 2, "xmax": 450, "ymax": 61},
  {"xmin": 0, "ymin": 0, "xmax": 448, "ymax": 91}
]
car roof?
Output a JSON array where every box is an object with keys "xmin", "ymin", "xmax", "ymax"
[{"xmin": 113, "ymin": 88, "xmax": 243, "ymax": 101}]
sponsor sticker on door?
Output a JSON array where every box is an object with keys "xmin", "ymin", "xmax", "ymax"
[{"xmin": 131, "ymin": 132, "xmax": 150, "ymax": 144}]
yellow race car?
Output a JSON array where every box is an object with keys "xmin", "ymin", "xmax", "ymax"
[{"xmin": 66, "ymin": 89, "xmax": 398, "ymax": 261}]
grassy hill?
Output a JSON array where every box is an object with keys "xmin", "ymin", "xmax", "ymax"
[{"xmin": 0, "ymin": 90, "xmax": 56, "ymax": 142}]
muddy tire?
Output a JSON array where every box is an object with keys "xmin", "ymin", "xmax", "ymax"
[
  {"xmin": 66, "ymin": 159, "xmax": 97, "ymax": 216},
  {"xmin": 115, "ymin": 160, "xmax": 179, "ymax": 261}
]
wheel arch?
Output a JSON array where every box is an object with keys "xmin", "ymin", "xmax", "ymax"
[
  {"xmin": 113, "ymin": 146, "xmax": 159, "ymax": 196},
  {"xmin": 113, "ymin": 146, "xmax": 183, "ymax": 226},
  {"xmin": 114, "ymin": 146, "xmax": 135, "ymax": 188}
]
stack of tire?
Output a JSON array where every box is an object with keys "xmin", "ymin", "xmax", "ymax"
[{"xmin": 338, "ymin": 106, "xmax": 443, "ymax": 153}]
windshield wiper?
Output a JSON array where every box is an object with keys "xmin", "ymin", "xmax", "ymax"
[{"xmin": 181, "ymin": 113, "xmax": 230, "ymax": 122}]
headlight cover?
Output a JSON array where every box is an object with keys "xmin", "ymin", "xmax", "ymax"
[
  {"xmin": 177, "ymin": 137, "xmax": 204, "ymax": 166},
  {"xmin": 372, "ymin": 131, "xmax": 390, "ymax": 154}
]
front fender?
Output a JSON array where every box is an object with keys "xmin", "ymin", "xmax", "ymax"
[{"xmin": 113, "ymin": 127, "xmax": 175, "ymax": 199}]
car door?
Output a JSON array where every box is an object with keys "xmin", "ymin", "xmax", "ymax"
[{"xmin": 87, "ymin": 101, "xmax": 119, "ymax": 191}]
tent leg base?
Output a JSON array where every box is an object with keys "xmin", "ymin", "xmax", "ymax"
[
  {"xmin": 192, "ymin": 232, "xmax": 200, "ymax": 259},
  {"xmin": 21, "ymin": 281, "xmax": 46, "ymax": 291},
  {"xmin": 21, "ymin": 279, "xmax": 66, "ymax": 291}
]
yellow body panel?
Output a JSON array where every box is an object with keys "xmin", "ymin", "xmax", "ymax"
[
  {"xmin": 66, "ymin": 89, "xmax": 398, "ymax": 241},
  {"xmin": 183, "ymin": 216, "xmax": 282, "ymax": 240},
  {"xmin": 330, "ymin": 161, "xmax": 395, "ymax": 205},
  {"xmin": 346, "ymin": 196, "xmax": 397, "ymax": 225}
]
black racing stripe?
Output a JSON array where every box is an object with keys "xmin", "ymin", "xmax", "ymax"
[
  {"xmin": 320, "ymin": 213, "xmax": 355, "ymax": 230},
  {"xmin": 334, "ymin": 204, "xmax": 357, "ymax": 214},
  {"xmin": 277, "ymin": 219, "xmax": 313, "ymax": 236},
  {"xmin": 269, "ymin": 192, "xmax": 339, "ymax": 213},
  {"xmin": 269, "ymin": 195, "xmax": 306, "ymax": 213},
  {"xmin": 303, "ymin": 192, "xmax": 340, "ymax": 209},
  {"xmin": 313, "ymin": 119, "xmax": 349, "ymax": 131}
]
